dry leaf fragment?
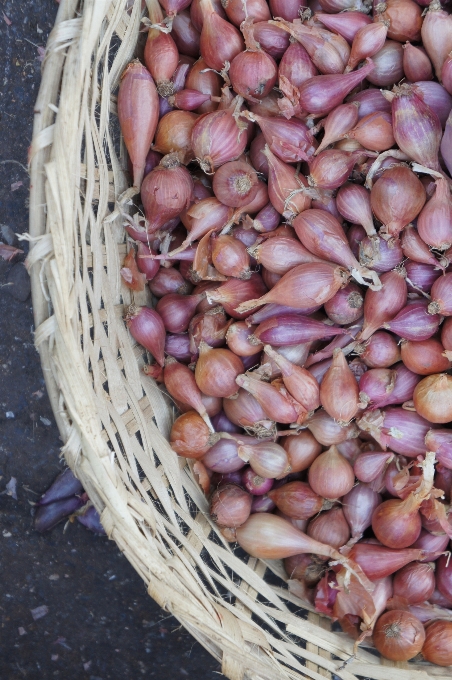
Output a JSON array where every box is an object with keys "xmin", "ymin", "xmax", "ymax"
[{"xmin": 0, "ymin": 243, "xmax": 23, "ymax": 262}]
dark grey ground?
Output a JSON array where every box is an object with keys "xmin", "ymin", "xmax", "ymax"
[{"xmin": 0, "ymin": 2, "xmax": 220, "ymax": 678}]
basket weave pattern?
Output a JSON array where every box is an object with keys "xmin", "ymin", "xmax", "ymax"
[{"xmin": 28, "ymin": 2, "xmax": 449, "ymax": 679}]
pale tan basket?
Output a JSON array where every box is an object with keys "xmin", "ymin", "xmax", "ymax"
[{"xmin": 28, "ymin": 2, "xmax": 450, "ymax": 679}]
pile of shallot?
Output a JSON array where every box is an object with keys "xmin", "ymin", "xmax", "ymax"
[
  {"xmin": 34, "ymin": 469, "xmax": 106, "ymax": 535},
  {"xmin": 118, "ymin": 0, "xmax": 452, "ymax": 665}
]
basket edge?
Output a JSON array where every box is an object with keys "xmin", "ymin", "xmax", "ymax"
[
  {"xmin": 29, "ymin": 0, "xmax": 79, "ymax": 440},
  {"xmin": 26, "ymin": 3, "xmax": 451, "ymax": 680}
]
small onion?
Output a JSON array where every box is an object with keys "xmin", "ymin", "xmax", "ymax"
[
  {"xmin": 357, "ymin": 331, "xmax": 401, "ymax": 368},
  {"xmin": 393, "ymin": 562, "xmax": 436, "ymax": 604},
  {"xmin": 125, "ymin": 305, "xmax": 166, "ymax": 366},
  {"xmin": 202, "ymin": 438, "xmax": 246, "ymax": 473},
  {"xmin": 422, "ymin": 621, "xmax": 452, "ymax": 667},
  {"xmin": 358, "ymin": 407, "xmax": 432, "ymax": 457},
  {"xmin": 242, "ymin": 468, "xmax": 274, "ymax": 496},
  {"xmin": 320, "ymin": 349, "xmax": 359, "ymax": 425},
  {"xmin": 414, "ymin": 80, "xmax": 452, "ymax": 129},
  {"xmin": 141, "ymin": 154, "xmax": 194, "ymax": 233},
  {"xmin": 223, "ymin": 388, "xmax": 271, "ymax": 434},
  {"xmin": 436, "ymin": 554, "xmax": 452, "ymax": 603},
  {"xmin": 170, "ymin": 411, "xmax": 217, "ymax": 458},
  {"xmin": 324, "ymin": 284, "xmax": 364, "ymax": 326},
  {"xmin": 366, "ymin": 41, "xmax": 404, "ymax": 88},
  {"xmin": 359, "ymin": 235, "xmax": 403, "ymax": 274},
  {"xmin": 373, "ymin": 610, "xmax": 425, "ymax": 662},
  {"xmin": 401, "ymin": 339, "xmax": 451, "ymax": 376},
  {"xmin": 370, "ymin": 166, "xmax": 426, "ymax": 240},
  {"xmin": 118, "ymin": 61, "xmax": 159, "ymax": 190},
  {"xmin": 238, "ymin": 441, "xmax": 290, "ymax": 480},
  {"xmin": 349, "ymin": 543, "xmax": 425, "ymax": 580},
  {"xmin": 282, "ymin": 432, "xmax": 322, "ymax": 473},
  {"xmin": 210, "ymin": 484, "xmax": 252, "ymax": 527},
  {"xmin": 413, "ymin": 374, "xmax": 452, "ymax": 424},
  {"xmin": 342, "ymin": 484, "xmax": 381, "ymax": 543},
  {"xmin": 154, "ymin": 110, "xmax": 198, "ymax": 164},
  {"xmin": 235, "ymin": 513, "xmax": 344, "ymax": 561},
  {"xmin": 429, "ymin": 273, "xmax": 452, "ymax": 316},
  {"xmin": 354, "ymin": 451, "xmax": 394, "ymax": 484},
  {"xmin": 375, "ymin": 0, "xmax": 422, "ymax": 43},
  {"xmin": 212, "ymin": 160, "xmax": 258, "ymax": 208},
  {"xmin": 284, "ymin": 553, "xmax": 326, "ymax": 588},
  {"xmin": 229, "ymin": 19, "xmax": 278, "ymax": 102},
  {"xmin": 150, "ymin": 267, "xmax": 191, "ymax": 298},
  {"xmin": 171, "ymin": 11, "xmax": 201, "ymax": 58},
  {"xmin": 211, "ymin": 234, "xmax": 251, "ymax": 279},
  {"xmin": 191, "ymin": 102, "xmax": 247, "ymax": 174},
  {"xmin": 253, "ymin": 20, "xmax": 290, "ymax": 60},
  {"xmin": 195, "ymin": 342, "xmax": 243, "ymax": 398},
  {"xmin": 199, "ymin": 1, "xmax": 244, "ymax": 71},
  {"xmin": 156, "ymin": 293, "xmax": 202, "ymax": 334},
  {"xmin": 306, "ymin": 410, "xmax": 359, "ymax": 446},
  {"xmin": 307, "ymin": 506, "xmax": 350, "ymax": 550},
  {"xmin": 189, "ymin": 306, "xmax": 230, "ymax": 353},
  {"xmin": 308, "ymin": 446, "xmax": 355, "ymax": 501},
  {"xmin": 268, "ymin": 481, "xmax": 330, "ymax": 520},
  {"xmin": 411, "ymin": 529, "xmax": 450, "ymax": 560},
  {"xmin": 185, "ymin": 57, "xmax": 221, "ymax": 113}
]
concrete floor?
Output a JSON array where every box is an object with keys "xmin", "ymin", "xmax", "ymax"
[{"xmin": 0, "ymin": 2, "xmax": 220, "ymax": 678}]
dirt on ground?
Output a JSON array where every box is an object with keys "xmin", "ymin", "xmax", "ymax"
[{"xmin": 0, "ymin": 3, "xmax": 220, "ymax": 678}]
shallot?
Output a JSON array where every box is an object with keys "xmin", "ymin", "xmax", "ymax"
[{"xmin": 116, "ymin": 1, "xmax": 452, "ymax": 661}]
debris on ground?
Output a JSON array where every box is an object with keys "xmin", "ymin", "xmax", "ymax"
[
  {"xmin": 30, "ymin": 605, "xmax": 49, "ymax": 621},
  {"xmin": 5, "ymin": 477, "xmax": 17, "ymax": 499},
  {"xmin": 0, "ymin": 243, "xmax": 23, "ymax": 262}
]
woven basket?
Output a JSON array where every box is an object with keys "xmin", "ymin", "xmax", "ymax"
[{"xmin": 28, "ymin": 2, "xmax": 450, "ymax": 679}]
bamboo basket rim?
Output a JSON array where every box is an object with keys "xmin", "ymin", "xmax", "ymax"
[{"xmin": 27, "ymin": 2, "xmax": 451, "ymax": 679}]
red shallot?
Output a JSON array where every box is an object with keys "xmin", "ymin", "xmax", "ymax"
[
  {"xmin": 308, "ymin": 445, "xmax": 355, "ymax": 500},
  {"xmin": 373, "ymin": 609, "xmax": 425, "ymax": 662},
  {"xmin": 118, "ymin": 61, "xmax": 159, "ymax": 190}
]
